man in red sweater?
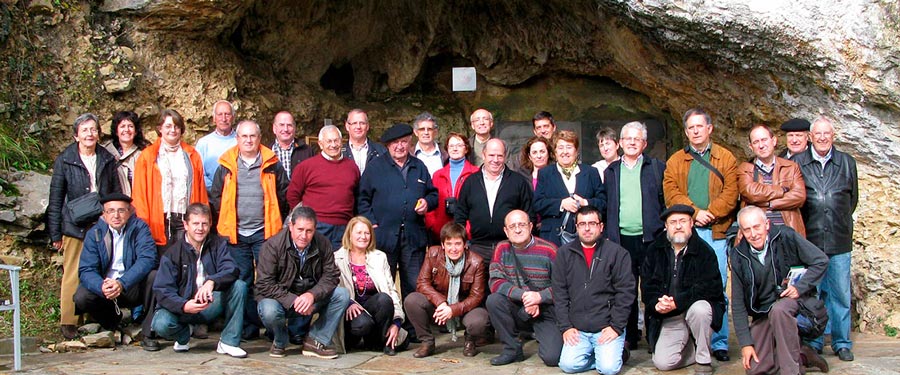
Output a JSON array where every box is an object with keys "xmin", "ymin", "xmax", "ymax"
[{"xmin": 286, "ymin": 125, "xmax": 360, "ymax": 249}]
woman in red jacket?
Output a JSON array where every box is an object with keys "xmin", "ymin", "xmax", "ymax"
[{"xmin": 424, "ymin": 132, "xmax": 479, "ymax": 242}]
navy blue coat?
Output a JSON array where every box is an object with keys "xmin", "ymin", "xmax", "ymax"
[
  {"xmin": 534, "ymin": 163, "xmax": 606, "ymax": 245},
  {"xmin": 341, "ymin": 137, "xmax": 388, "ymax": 171},
  {"xmin": 153, "ymin": 234, "xmax": 239, "ymax": 314},
  {"xmin": 603, "ymin": 155, "xmax": 666, "ymax": 244},
  {"xmin": 357, "ymin": 154, "xmax": 438, "ymax": 252},
  {"xmin": 79, "ymin": 214, "xmax": 158, "ymax": 297}
]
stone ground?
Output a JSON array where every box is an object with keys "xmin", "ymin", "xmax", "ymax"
[{"xmin": 2, "ymin": 330, "xmax": 899, "ymax": 375}]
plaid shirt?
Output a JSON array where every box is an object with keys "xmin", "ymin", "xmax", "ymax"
[{"xmin": 272, "ymin": 142, "xmax": 293, "ymax": 174}]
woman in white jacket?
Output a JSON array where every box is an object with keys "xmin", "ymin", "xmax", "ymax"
[{"xmin": 334, "ymin": 216, "xmax": 406, "ymax": 355}]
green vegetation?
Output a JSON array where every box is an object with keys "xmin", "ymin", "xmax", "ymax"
[
  {"xmin": 886, "ymin": 324, "xmax": 899, "ymax": 338},
  {"xmin": 0, "ymin": 262, "xmax": 61, "ymax": 340}
]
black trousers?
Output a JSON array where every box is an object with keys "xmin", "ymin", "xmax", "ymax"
[
  {"xmin": 620, "ymin": 234, "xmax": 648, "ymax": 345},
  {"xmin": 485, "ymin": 293, "xmax": 562, "ymax": 366},
  {"xmin": 345, "ymin": 292, "xmax": 395, "ymax": 350},
  {"xmin": 74, "ymin": 269, "xmax": 157, "ymax": 337}
]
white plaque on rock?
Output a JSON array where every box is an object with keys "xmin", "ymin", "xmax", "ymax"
[{"xmin": 452, "ymin": 67, "xmax": 477, "ymax": 92}]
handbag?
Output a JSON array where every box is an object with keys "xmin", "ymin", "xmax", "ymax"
[
  {"xmin": 797, "ymin": 293, "xmax": 829, "ymax": 339},
  {"xmin": 65, "ymin": 192, "xmax": 102, "ymax": 226},
  {"xmin": 558, "ymin": 210, "xmax": 577, "ymax": 245}
]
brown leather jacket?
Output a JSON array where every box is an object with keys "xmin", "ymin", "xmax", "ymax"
[
  {"xmin": 416, "ymin": 245, "xmax": 486, "ymax": 317},
  {"xmin": 663, "ymin": 144, "xmax": 739, "ymax": 239},
  {"xmin": 737, "ymin": 157, "xmax": 807, "ymax": 237}
]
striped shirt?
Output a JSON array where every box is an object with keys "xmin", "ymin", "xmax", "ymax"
[{"xmin": 489, "ymin": 236, "xmax": 557, "ymax": 303}]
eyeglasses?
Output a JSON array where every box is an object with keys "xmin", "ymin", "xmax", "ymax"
[
  {"xmin": 505, "ymin": 222, "xmax": 530, "ymax": 230},
  {"xmin": 347, "ymin": 121, "xmax": 368, "ymax": 127},
  {"xmin": 575, "ymin": 221, "xmax": 600, "ymax": 229},
  {"xmin": 104, "ymin": 208, "xmax": 129, "ymax": 215}
]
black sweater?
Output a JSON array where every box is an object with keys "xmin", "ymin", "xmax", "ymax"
[{"xmin": 455, "ymin": 166, "xmax": 533, "ymax": 246}]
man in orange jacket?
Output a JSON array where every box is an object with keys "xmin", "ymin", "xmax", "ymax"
[{"xmin": 210, "ymin": 119, "xmax": 290, "ymax": 340}]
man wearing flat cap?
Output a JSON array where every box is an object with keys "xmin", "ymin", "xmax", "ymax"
[
  {"xmin": 358, "ymin": 123, "xmax": 438, "ymax": 299},
  {"xmin": 75, "ymin": 192, "xmax": 159, "ymax": 350},
  {"xmin": 641, "ymin": 204, "xmax": 724, "ymax": 374},
  {"xmin": 779, "ymin": 118, "xmax": 810, "ymax": 160}
]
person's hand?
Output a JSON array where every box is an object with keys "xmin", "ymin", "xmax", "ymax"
[
  {"xmin": 561, "ymin": 197, "xmax": 580, "ymax": 213},
  {"xmin": 562, "ymin": 328, "xmax": 580, "ymax": 346},
  {"xmin": 101, "ymin": 278, "xmax": 121, "ymax": 299},
  {"xmin": 597, "ymin": 326, "xmax": 619, "ymax": 345},
  {"xmin": 522, "ymin": 291, "xmax": 542, "ymax": 307},
  {"xmin": 572, "ymin": 194, "xmax": 588, "ymax": 207},
  {"xmin": 741, "ymin": 346, "xmax": 759, "ymax": 370},
  {"xmin": 414, "ymin": 198, "xmax": 428, "ymax": 215},
  {"xmin": 655, "ymin": 295, "xmax": 677, "ymax": 313},
  {"xmin": 183, "ymin": 299, "xmax": 209, "ymax": 314},
  {"xmin": 433, "ymin": 302, "xmax": 453, "ymax": 325},
  {"xmin": 194, "ymin": 280, "xmax": 215, "ymax": 304},
  {"xmin": 385, "ymin": 325, "xmax": 400, "ymax": 349},
  {"xmin": 780, "ymin": 285, "xmax": 800, "ymax": 299},
  {"xmin": 52, "ymin": 240, "xmax": 63, "ymax": 252},
  {"xmin": 293, "ymin": 292, "xmax": 316, "ymax": 315},
  {"xmin": 695, "ymin": 209, "xmax": 715, "ymax": 226},
  {"xmin": 524, "ymin": 304, "xmax": 540, "ymax": 318},
  {"xmin": 346, "ymin": 301, "xmax": 365, "ymax": 321}
]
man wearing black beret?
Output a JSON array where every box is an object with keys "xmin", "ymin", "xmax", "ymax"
[
  {"xmin": 74, "ymin": 192, "xmax": 160, "ymax": 350},
  {"xmin": 779, "ymin": 118, "xmax": 810, "ymax": 159}
]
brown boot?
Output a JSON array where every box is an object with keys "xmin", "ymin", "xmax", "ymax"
[
  {"xmin": 413, "ymin": 341, "xmax": 435, "ymax": 358},
  {"xmin": 801, "ymin": 344, "xmax": 829, "ymax": 373},
  {"xmin": 60, "ymin": 325, "xmax": 78, "ymax": 340},
  {"xmin": 463, "ymin": 339, "xmax": 477, "ymax": 357}
]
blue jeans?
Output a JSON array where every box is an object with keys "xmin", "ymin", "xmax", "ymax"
[
  {"xmin": 696, "ymin": 227, "xmax": 729, "ymax": 352},
  {"xmin": 808, "ymin": 252, "xmax": 852, "ymax": 353},
  {"xmin": 230, "ymin": 229, "xmax": 265, "ymax": 330},
  {"xmin": 258, "ymin": 287, "xmax": 350, "ymax": 349},
  {"xmin": 316, "ymin": 222, "xmax": 346, "ymax": 251},
  {"xmin": 152, "ymin": 279, "xmax": 248, "ymax": 347},
  {"xmin": 559, "ymin": 329, "xmax": 627, "ymax": 375}
]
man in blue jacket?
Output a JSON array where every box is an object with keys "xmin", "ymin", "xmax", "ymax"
[
  {"xmin": 75, "ymin": 193, "xmax": 158, "ymax": 350},
  {"xmin": 357, "ymin": 123, "xmax": 438, "ymax": 299},
  {"xmin": 151, "ymin": 203, "xmax": 248, "ymax": 358}
]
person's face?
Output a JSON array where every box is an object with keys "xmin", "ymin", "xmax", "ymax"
[
  {"xmin": 272, "ymin": 113, "xmax": 296, "ymax": 145},
  {"xmin": 102, "ymin": 201, "xmax": 131, "ymax": 231},
  {"xmin": 470, "ymin": 109, "xmax": 493, "ymax": 136},
  {"xmin": 810, "ymin": 122, "xmax": 835, "ymax": 156},
  {"xmin": 739, "ymin": 212, "xmax": 770, "ymax": 250},
  {"xmin": 183, "ymin": 213, "xmax": 211, "ymax": 245},
  {"xmin": 318, "ymin": 128, "xmax": 343, "ymax": 159},
  {"xmin": 214, "ymin": 102, "xmax": 234, "ymax": 133},
  {"xmin": 75, "ymin": 120, "xmax": 100, "ymax": 149},
  {"xmin": 237, "ymin": 124, "xmax": 261, "ymax": 156},
  {"xmin": 345, "ymin": 112, "xmax": 369, "ymax": 142},
  {"xmin": 442, "ymin": 236, "xmax": 466, "ymax": 261},
  {"xmin": 116, "ymin": 119, "xmax": 136, "ymax": 145},
  {"xmin": 684, "ymin": 114, "xmax": 713, "ymax": 149},
  {"xmin": 414, "ymin": 120, "xmax": 436, "ymax": 145},
  {"xmin": 664, "ymin": 213, "xmax": 693, "ymax": 246},
  {"xmin": 289, "ymin": 218, "xmax": 317, "ymax": 250},
  {"xmin": 533, "ymin": 119, "xmax": 556, "ymax": 138},
  {"xmin": 749, "ymin": 127, "xmax": 776, "ymax": 161},
  {"xmin": 556, "ymin": 139, "xmax": 577, "ymax": 167},
  {"xmin": 575, "ymin": 212, "xmax": 602, "ymax": 245},
  {"xmin": 446, "ymin": 136, "xmax": 468, "ymax": 160},
  {"xmin": 388, "ymin": 136, "xmax": 411, "ymax": 161},
  {"xmin": 618, "ymin": 128, "xmax": 646, "ymax": 159},
  {"xmin": 503, "ymin": 211, "xmax": 533, "ymax": 247},
  {"xmin": 785, "ymin": 131, "xmax": 808, "ymax": 154},
  {"xmin": 483, "ymin": 140, "xmax": 506, "ymax": 175},
  {"xmin": 159, "ymin": 116, "xmax": 183, "ymax": 145},
  {"xmin": 529, "ymin": 141, "xmax": 549, "ymax": 169},
  {"xmin": 349, "ymin": 222, "xmax": 371, "ymax": 251}
]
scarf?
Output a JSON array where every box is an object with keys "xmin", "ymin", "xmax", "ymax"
[
  {"xmin": 560, "ymin": 162, "xmax": 577, "ymax": 180},
  {"xmin": 445, "ymin": 252, "xmax": 466, "ymax": 341}
]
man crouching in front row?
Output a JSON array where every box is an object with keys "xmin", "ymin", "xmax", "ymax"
[{"xmin": 151, "ymin": 203, "xmax": 248, "ymax": 357}]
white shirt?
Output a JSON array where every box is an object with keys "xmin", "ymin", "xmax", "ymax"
[
  {"xmin": 483, "ymin": 169, "xmax": 504, "ymax": 217},
  {"xmin": 415, "ymin": 142, "xmax": 444, "ymax": 176},
  {"xmin": 106, "ymin": 226, "xmax": 126, "ymax": 280},
  {"xmin": 189, "ymin": 236, "xmax": 208, "ymax": 290},
  {"xmin": 349, "ymin": 141, "xmax": 369, "ymax": 175}
]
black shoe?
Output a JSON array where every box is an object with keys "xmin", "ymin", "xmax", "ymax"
[
  {"xmin": 383, "ymin": 345, "xmax": 397, "ymax": 356},
  {"xmin": 836, "ymin": 348, "xmax": 854, "ymax": 362},
  {"xmin": 625, "ymin": 340, "xmax": 638, "ymax": 350},
  {"xmin": 622, "ymin": 347, "xmax": 631, "ymax": 364},
  {"xmin": 491, "ymin": 352, "xmax": 524, "ymax": 366},
  {"xmin": 289, "ymin": 335, "xmax": 304, "ymax": 345},
  {"xmin": 713, "ymin": 349, "xmax": 730, "ymax": 362},
  {"xmin": 141, "ymin": 338, "xmax": 161, "ymax": 352}
]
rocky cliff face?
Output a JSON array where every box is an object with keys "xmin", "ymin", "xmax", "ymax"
[{"xmin": 1, "ymin": 0, "xmax": 897, "ymax": 334}]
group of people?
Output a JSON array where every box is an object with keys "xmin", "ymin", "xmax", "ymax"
[{"xmin": 46, "ymin": 101, "xmax": 857, "ymax": 375}]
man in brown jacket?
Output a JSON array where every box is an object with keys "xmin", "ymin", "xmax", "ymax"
[
  {"xmin": 738, "ymin": 125, "xmax": 806, "ymax": 237},
  {"xmin": 404, "ymin": 222, "xmax": 488, "ymax": 358},
  {"xmin": 663, "ymin": 107, "xmax": 739, "ymax": 362}
]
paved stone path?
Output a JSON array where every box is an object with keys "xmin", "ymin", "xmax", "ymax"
[{"xmin": 3, "ymin": 332, "xmax": 899, "ymax": 374}]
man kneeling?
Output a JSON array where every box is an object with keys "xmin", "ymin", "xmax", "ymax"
[
  {"xmin": 152, "ymin": 203, "xmax": 248, "ymax": 358},
  {"xmin": 641, "ymin": 205, "xmax": 725, "ymax": 375}
]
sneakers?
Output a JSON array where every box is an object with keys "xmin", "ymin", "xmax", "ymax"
[
  {"xmin": 302, "ymin": 337, "xmax": 339, "ymax": 359},
  {"xmin": 269, "ymin": 344, "xmax": 286, "ymax": 358},
  {"xmin": 173, "ymin": 341, "xmax": 190, "ymax": 353},
  {"xmin": 217, "ymin": 341, "xmax": 247, "ymax": 358}
]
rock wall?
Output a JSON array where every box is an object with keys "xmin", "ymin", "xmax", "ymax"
[{"xmin": 0, "ymin": 0, "xmax": 897, "ymax": 334}]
